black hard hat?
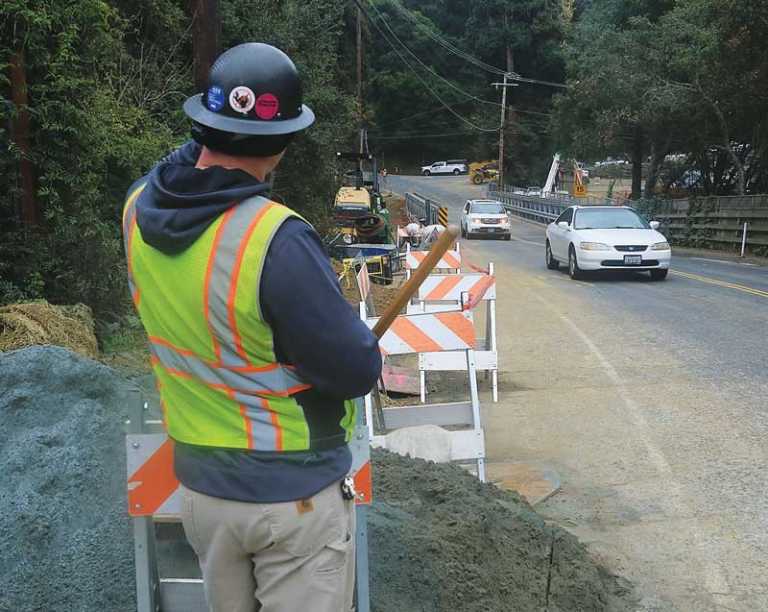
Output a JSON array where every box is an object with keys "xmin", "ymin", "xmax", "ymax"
[{"xmin": 183, "ymin": 43, "xmax": 315, "ymax": 136}]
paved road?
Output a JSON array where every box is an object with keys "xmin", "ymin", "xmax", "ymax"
[{"xmin": 388, "ymin": 175, "xmax": 768, "ymax": 611}]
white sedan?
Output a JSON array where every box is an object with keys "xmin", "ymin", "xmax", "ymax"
[
  {"xmin": 461, "ymin": 199, "xmax": 511, "ymax": 240},
  {"xmin": 545, "ymin": 206, "xmax": 671, "ymax": 280}
]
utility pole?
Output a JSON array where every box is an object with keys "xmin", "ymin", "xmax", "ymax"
[
  {"xmin": 190, "ymin": 0, "xmax": 220, "ymax": 91},
  {"xmin": 492, "ymin": 74, "xmax": 517, "ymax": 189},
  {"xmin": 9, "ymin": 48, "xmax": 39, "ymax": 226},
  {"xmin": 356, "ymin": 7, "xmax": 364, "ymax": 175}
]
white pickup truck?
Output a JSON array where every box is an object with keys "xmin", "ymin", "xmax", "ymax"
[{"xmin": 421, "ymin": 160, "xmax": 467, "ymax": 176}]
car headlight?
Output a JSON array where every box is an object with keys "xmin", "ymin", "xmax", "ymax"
[
  {"xmin": 651, "ymin": 241, "xmax": 670, "ymax": 251},
  {"xmin": 471, "ymin": 219, "xmax": 481, "ymax": 225},
  {"xmin": 579, "ymin": 242, "xmax": 611, "ymax": 251}
]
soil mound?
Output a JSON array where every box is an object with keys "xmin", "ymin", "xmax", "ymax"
[
  {"xmin": 0, "ymin": 346, "xmax": 135, "ymax": 612},
  {"xmin": 369, "ymin": 450, "xmax": 635, "ymax": 612},
  {"xmin": 0, "ymin": 301, "xmax": 98, "ymax": 358}
]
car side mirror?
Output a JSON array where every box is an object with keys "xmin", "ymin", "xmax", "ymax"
[
  {"xmin": 649, "ymin": 220, "xmax": 660, "ymax": 230},
  {"xmin": 557, "ymin": 221, "xmax": 569, "ymax": 229}
]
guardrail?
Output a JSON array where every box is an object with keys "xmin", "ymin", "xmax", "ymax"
[
  {"xmin": 405, "ymin": 192, "xmax": 441, "ymax": 225},
  {"xmin": 637, "ymin": 195, "xmax": 768, "ymax": 255},
  {"xmin": 488, "ymin": 187, "xmax": 573, "ymax": 223},
  {"xmin": 489, "ymin": 185, "xmax": 768, "ymax": 256}
]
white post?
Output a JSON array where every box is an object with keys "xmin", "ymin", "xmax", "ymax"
[
  {"xmin": 360, "ymin": 302, "xmax": 375, "ymax": 441},
  {"xmin": 741, "ymin": 222, "xmax": 748, "ymax": 257}
]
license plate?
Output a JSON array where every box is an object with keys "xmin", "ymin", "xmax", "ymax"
[{"xmin": 624, "ymin": 255, "xmax": 642, "ymax": 265}]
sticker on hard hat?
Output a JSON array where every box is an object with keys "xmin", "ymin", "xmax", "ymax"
[
  {"xmin": 206, "ymin": 86, "xmax": 225, "ymax": 112},
  {"xmin": 254, "ymin": 93, "xmax": 279, "ymax": 120},
  {"xmin": 229, "ymin": 86, "xmax": 256, "ymax": 114}
]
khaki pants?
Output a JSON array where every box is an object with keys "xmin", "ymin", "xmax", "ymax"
[{"xmin": 180, "ymin": 481, "xmax": 356, "ymax": 612}]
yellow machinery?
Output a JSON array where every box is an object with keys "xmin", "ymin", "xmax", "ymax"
[{"xmin": 469, "ymin": 160, "xmax": 499, "ymax": 185}]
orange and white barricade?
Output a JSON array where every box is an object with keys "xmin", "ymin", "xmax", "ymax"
[
  {"xmin": 362, "ymin": 308, "xmax": 486, "ymax": 481},
  {"xmin": 404, "ymin": 241, "xmax": 461, "ymax": 279},
  {"xmin": 125, "ymin": 394, "xmax": 373, "ymax": 612},
  {"xmin": 355, "ymin": 260, "xmax": 376, "ymax": 318},
  {"xmin": 406, "ymin": 264, "xmax": 499, "ymax": 402}
]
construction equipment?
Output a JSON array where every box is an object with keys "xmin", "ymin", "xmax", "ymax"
[{"xmin": 469, "ymin": 160, "xmax": 499, "ymax": 186}]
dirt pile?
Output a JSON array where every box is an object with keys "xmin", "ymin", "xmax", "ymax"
[
  {"xmin": 369, "ymin": 450, "xmax": 635, "ymax": 612},
  {"xmin": 0, "ymin": 346, "xmax": 135, "ymax": 612},
  {"xmin": 0, "ymin": 301, "xmax": 98, "ymax": 358}
]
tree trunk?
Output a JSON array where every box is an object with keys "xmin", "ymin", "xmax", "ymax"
[
  {"xmin": 631, "ymin": 125, "xmax": 643, "ymax": 200},
  {"xmin": 189, "ymin": 0, "xmax": 220, "ymax": 91},
  {"xmin": 644, "ymin": 136, "xmax": 670, "ymax": 198},
  {"xmin": 9, "ymin": 49, "xmax": 39, "ymax": 227}
]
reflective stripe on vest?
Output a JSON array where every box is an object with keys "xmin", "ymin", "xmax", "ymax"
[
  {"xmin": 122, "ymin": 188, "xmax": 350, "ymax": 452},
  {"xmin": 122, "ymin": 185, "xmax": 145, "ymax": 307}
]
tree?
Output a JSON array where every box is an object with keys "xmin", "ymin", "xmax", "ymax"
[{"xmin": 554, "ymin": 0, "xmax": 768, "ymax": 197}]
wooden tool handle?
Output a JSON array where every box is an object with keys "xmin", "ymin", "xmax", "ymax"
[{"xmin": 373, "ymin": 225, "xmax": 460, "ymax": 338}]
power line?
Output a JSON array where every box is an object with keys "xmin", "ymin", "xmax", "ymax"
[
  {"xmin": 370, "ymin": 101, "xmax": 477, "ymax": 130},
  {"xmin": 386, "ymin": 0, "xmax": 507, "ymax": 76},
  {"xmin": 357, "ymin": 0, "xmax": 499, "ymax": 131},
  {"xmin": 509, "ymin": 75, "xmax": 568, "ymax": 89},
  {"xmin": 371, "ymin": 130, "xmax": 483, "ymax": 140},
  {"xmin": 365, "ymin": 0, "xmax": 503, "ymax": 109},
  {"xmin": 385, "ymin": 0, "xmax": 569, "ymax": 89}
]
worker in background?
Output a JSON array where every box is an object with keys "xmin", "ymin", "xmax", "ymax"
[{"xmin": 122, "ymin": 43, "xmax": 381, "ymax": 612}]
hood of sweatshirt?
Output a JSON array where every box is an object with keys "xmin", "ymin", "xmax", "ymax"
[{"xmin": 134, "ymin": 141, "xmax": 271, "ymax": 254}]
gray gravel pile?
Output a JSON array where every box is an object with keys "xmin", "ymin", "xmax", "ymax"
[
  {"xmin": 369, "ymin": 449, "xmax": 636, "ymax": 612},
  {"xmin": 0, "ymin": 346, "xmax": 634, "ymax": 611},
  {"xmin": 0, "ymin": 346, "xmax": 135, "ymax": 612}
]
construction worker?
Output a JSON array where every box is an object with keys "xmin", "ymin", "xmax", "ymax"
[{"xmin": 122, "ymin": 43, "xmax": 381, "ymax": 612}]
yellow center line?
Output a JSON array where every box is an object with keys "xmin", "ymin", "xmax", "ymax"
[{"xmin": 671, "ymin": 269, "xmax": 768, "ymax": 299}]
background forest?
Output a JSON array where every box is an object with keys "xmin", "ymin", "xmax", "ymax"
[{"xmin": 1, "ymin": 0, "xmax": 767, "ymax": 323}]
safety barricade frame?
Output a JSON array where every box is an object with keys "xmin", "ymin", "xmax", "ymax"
[
  {"xmin": 125, "ymin": 393, "xmax": 372, "ymax": 612},
  {"xmin": 404, "ymin": 241, "xmax": 461, "ymax": 279},
  {"xmin": 406, "ymin": 264, "xmax": 499, "ymax": 402},
  {"xmin": 361, "ymin": 305, "xmax": 486, "ymax": 481}
]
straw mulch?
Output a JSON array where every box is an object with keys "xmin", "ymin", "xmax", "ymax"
[{"xmin": 0, "ymin": 301, "xmax": 99, "ymax": 359}]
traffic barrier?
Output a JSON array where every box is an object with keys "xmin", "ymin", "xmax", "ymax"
[
  {"xmin": 125, "ymin": 395, "xmax": 372, "ymax": 612},
  {"xmin": 405, "ymin": 266, "xmax": 499, "ymax": 402},
  {"xmin": 355, "ymin": 260, "xmax": 376, "ymax": 317},
  {"xmin": 362, "ymin": 309, "xmax": 486, "ymax": 480},
  {"xmin": 405, "ymin": 192, "xmax": 441, "ymax": 225},
  {"xmin": 404, "ymin": 241, "xmax": 461, "ymax": 279},
  {"xmin": 438, "ymin": 206, "xmax": 449, "ymax": 227}
]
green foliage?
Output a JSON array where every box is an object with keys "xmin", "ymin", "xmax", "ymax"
[
  {"xmin": 0, "ymin": 0, "xmax": 184, "ymax": 317},
  {"xmin": 363, "ymin": 0, "xmax": 566, "ymax": 186},
  {"xmin": 553, "ymin": 0, "xmax": 768, "ymax": 196},
  {"xmin": 1, "ymin": 0, "xmax": 356, "ymax": 320}
]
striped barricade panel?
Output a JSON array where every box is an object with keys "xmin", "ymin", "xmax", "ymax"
[
  {"xmin": 416, "ymin": 273, "xmax": 495, "ymax": 303},
  {"xmin": 367, "ymin": 311, "xmax": 475, "ymax": 356},
  {"xmin": 405, "ymin": 249, "xmax": 461, "ymax": 272},
  {"xmin": 127, "ymin": 432, "xmax": 372, "ymax": 518},
  {"xmin": 414, "ymin": 266, "xmax": 499, "ymax": 403}
]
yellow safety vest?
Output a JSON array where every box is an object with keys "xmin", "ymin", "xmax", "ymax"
[{"xmin": 122, "ymin": 184, "xmax": 355, "ymax": 451}]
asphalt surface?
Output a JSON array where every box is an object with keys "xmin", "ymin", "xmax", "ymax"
[{"xmin": 386, "ymin": 174, "xmax": 768, "ymax": 611}]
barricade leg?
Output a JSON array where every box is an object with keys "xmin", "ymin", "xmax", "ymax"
[
  {"xmin": 354, "ymin": 505, "xmax": 370, "ymax": 612},
  {"xmin": 466, "ymin": 349, "xmax": 486, "ymax": 482},
  {"xmin": 128, "ymin": 392, "xmax": 160, "ymax": 612},
  {"xmin": 134, "ymin": 517, "xmax": 160, "ymax": 612},
  {"xmin": 420, "ymin": 370, "xmax": 427, "ymax": 404}
]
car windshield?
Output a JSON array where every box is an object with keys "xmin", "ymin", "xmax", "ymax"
[
  {"xmin": 470, "ymin": 202, "xmax": 505, "ymax": 214},
  {"xmin": 574, "ymin": 208, "xmax": 649, "ymax": 230}
]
